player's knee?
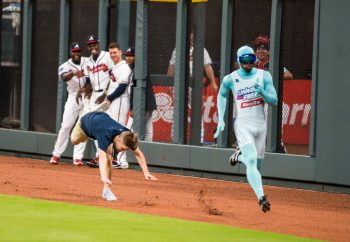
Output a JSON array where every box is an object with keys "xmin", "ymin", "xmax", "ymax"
[{"xmin": 244, "ymin": 154, "xmax": 257, "ymax": 167}]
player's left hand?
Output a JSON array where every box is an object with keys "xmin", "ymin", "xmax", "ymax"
[
  {"xmin": 144, "ymin": 172, "xmax": 158, "ymax": 181},
  {"xmin": 74, "ymin": 70, "xmax": 85, "ymax": 78},
  {"xmin": 254, "ymin": 83, "xmax": 263, "ymax": 95}
]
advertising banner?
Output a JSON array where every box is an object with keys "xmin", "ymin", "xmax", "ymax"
[{"xmin": 151, "ymin": 79, "xmax": 311, "ymax": 145}]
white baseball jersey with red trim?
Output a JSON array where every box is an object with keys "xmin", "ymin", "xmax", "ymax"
[
  {"xmin": 106, "ymin": 60, "xmax": 132, "ymax": 126},
  {"xmin": 85, "ymin": 51, "xmax": 114, "ymax": 91},
  {"xmin": 53, "ymin": 57, "xmax": 88, "ymax": 160}
]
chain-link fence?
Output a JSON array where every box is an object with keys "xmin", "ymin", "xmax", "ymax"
[
  {"xmin": 280, "ymin": 0, "xmax": 314, "ymax": 155},
  {"xmin": 187, "ymin": 1, "xmax": 222, "ymax": 146},
  {"xmin": 147, "ymin": 1, "xmax": 222, "ymax": 145},
  {"xmin": 70, "ymin": 0, "xmax": 99, "ymax": 57},
  {"xmin": 229, "ymin": 0, "xmax": 272, "ymax": 148},
  {"xmin": 1, "ymin": 0, "xmax": 315, "ymax": 155},
  {"xmin": 30, "ymin": 0, "xmax": 60, "ymax": 133},
  {"xmin": 148, "ymin": 2, "xmax": 177, "ymax": 143},
  {"xmin": 0, "ymin": 0, "xmax": 22, "ymax": 129}
]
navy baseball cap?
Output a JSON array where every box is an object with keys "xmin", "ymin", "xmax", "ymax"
[
  {"xmin": 124, "ymin": 47, "xmax": 135, "ymax": 56},
  {"xmin": 86, "ymin": 35, "xmax": 99, "ymax": 45},
  {"xmin": 70, "ymin": 42, "xmax": 81, "ymax": 52}
]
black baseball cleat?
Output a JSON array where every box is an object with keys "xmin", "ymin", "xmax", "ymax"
[
  {"xmin": 86, "ymin": 156, "xmax": 99, "ymax": 168},
  {"xmin": 229, "ymin": 147, "xmax": 241, "ymax": 166},
  {"xmin": 280, "ymin": 141, "xmax": 288, "ymax": 154},
  {"xmin": 259, "ymin": 195, "xmax": 271, "ymax": 213}
]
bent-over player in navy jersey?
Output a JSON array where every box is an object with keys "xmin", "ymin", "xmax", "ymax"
[{"xmin": 71, "ymin": 111, "xmax": 158, "ymax": 201}]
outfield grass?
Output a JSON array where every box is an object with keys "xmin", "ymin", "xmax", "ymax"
[{"xmin": 0, "ymin": 195, "xmax": 321, "ymax": 242}]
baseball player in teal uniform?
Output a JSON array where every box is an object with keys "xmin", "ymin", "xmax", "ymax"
[{"xmin": 214, "ymin": 45, "xmax": 277, "ymax": 212}]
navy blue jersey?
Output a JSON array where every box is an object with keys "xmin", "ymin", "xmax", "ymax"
[{"xmin": 80, "ymin": 112, "xmax": 130, "ymax": 152}]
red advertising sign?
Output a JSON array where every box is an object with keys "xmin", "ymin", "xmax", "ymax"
[
  {"xmin": 152, "ymin": 79, "xmax": 311, "ymax": 145},
  {"xmin": 152, "ymin": 78, "xmax": 219, "ymax": 143},
  {"xmin": 281, "ymin": 80, "xmax": 311, "ymax": 144}
]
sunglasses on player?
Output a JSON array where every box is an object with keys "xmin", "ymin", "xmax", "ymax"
[
  {"xmin": 256, "ymin": 44, "xmax": 269, "ymax": 50},
  {"xmin": 239, "ymin": 53, "xmax": 257, "ymax": 64}
]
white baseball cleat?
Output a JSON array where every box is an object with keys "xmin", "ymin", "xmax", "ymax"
[
  {"xmin": 102, "ymin": 187, "xmax": 117, "ymax": 201},
  {"xmin": 49, "ymin": 155, "xmax": 59, "ymax": 165},
  {"xmin": 112, "ymin": 161, "xmax": 129, "ymax": 169},
  {"xmin": 73, "ymin": 159, "xmax": 84, "ymax": 166}
]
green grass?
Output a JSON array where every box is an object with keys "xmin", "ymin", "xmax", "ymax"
[{"xmin": 0, "ymin": 194, "xmax": 321, "ymax": 242}]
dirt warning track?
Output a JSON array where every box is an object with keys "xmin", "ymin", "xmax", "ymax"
[{"xmin": 0, "ymin": 155, "xmax": 349, "ymax": 241}]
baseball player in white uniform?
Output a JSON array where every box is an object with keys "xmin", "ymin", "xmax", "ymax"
[
  {"xmin": 50, "ymin": 42, "xmax": 87, "ymax": 166},
  {"xmin": 214, "ymin": 46, "xmax": 278, "ymax": 213},
  {"xmin": 106, "ymin": 43, "xmax": 132, "ymax": 125},
  {"xmin": 100, "ymin": 42, "xmax": 132, "ymax": 169},
  {"xmin": 84, "ymin": 35, "xmax": 114, "ymax": 110},
  {"xmin": 83, "ymin": 35, "xmax": 115, "ymax": 168}
]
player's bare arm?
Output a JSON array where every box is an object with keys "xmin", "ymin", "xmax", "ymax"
[
  {"xmin": 98, "ymin": 148, "xmax": 112, "ymax": 186},
  {"xmin": 106, "ymin": 144, "xmax": 114, "ymax": 164},
  {"xmin": 167, "ymin": 64, "xmax": 175, "ymax": 76},
  {"xmin": 61, "ymin": 70, "xmax": 75, "ymax": 82},
  {"xmin": 133, "ymin": 147, "xmax": 158, "ymax": 181},
  {"xmin": 204, "ymin": 64, "xmax": 218, "ymax": 92},
  {"xmin": 61, "ymin": 70, "xmax": 84, "ymax": 82}
]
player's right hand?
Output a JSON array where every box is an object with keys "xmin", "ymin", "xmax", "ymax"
[
  {"xmin": 214, "ymin": 120, "xmax": 225, "ymax": 139},
  {"xmin": 144, "ymin": 172, "xmax": 158, "ymax": 181},
  {"xmin": 74, "ymin": 70, "xmax": 85, "ymax": 78}
]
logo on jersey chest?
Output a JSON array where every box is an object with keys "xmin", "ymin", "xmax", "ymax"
[
  {"xmin": 236, "ymin": 86, "xmax": 260, "ymax": 101},
  {"xmin": 87, "ymin": 64, "xmax": 108, "ymax": 74}
]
